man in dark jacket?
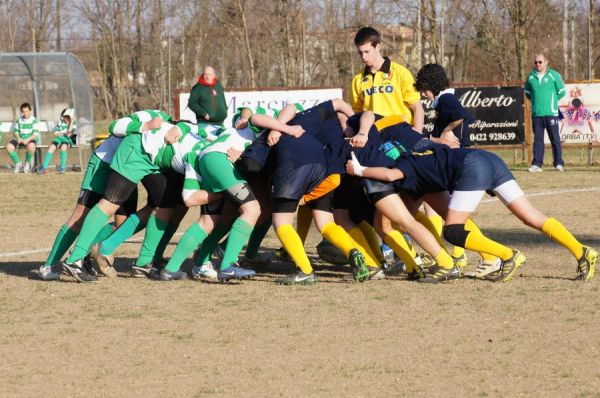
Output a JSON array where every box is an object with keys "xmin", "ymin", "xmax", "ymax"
[{"xmin": 188, "ymin": 66, "xmax": 228, "ymax": 124}]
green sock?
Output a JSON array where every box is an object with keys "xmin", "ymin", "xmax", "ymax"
[
  {"xmin": 25, "ymin": 151, "xmax": 32, "ymax": 164},
  {"xmin": 92, "ymin": 223, "xmax": 114, "ymax": 246},
  {"xmin": 100, "ymin": 214, "xmax": 145, "ymax": 256},
  {"xmin": 60, "ymin": 151, "xmax": 67, "ymax": 169},
  {"xmin": 66, "ymin": 206, "xmax": 110, "ymax": 263},
  {"xmin": 193, "ymin": 223, "xmax": 230, "ymax": 266},
  {"xmin": 153, "ymin": 222, "xmax": 179, "ymax": 262},
  {"xmin": 44, "ymin": 224, "xmax": 78, "ymax": 266},
  {"xmin": 8, "ymin": 151, "xmax": 20, "ymax": 165},
  {"xmin": 165, "ymin": 224, "xmax": 207, "ymax": 272},
  {"xmin": 220, "ymin": 218, "xmax": 254, "ymax": 270},
  {"xmin": 244, "ymin": 217, "xmax": 272, "ymax": 259},
  {"xmin": 135, "ymin": 215, "xmax": 168, "ymax": 267},
  {"xmin": 42, "ymin": 152, "xmax": 53, "ymax": 169}
]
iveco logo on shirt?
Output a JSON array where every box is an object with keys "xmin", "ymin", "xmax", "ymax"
[{"xmin": 363, "ymin": 86, "xmax": 394, "ymax": 96}]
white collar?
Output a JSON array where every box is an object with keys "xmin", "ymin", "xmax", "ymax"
[{"xmin": 432, "ymin": 88, "xmax": 455, "ymax": 108}]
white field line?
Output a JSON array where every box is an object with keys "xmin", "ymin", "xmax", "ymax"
[{"xmin": 2, "ymin": 186, "xmax": 599, "ymax": 258}]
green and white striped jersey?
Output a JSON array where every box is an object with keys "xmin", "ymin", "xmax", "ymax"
[
  {"xmin": 200, "ymin": 104, "xmax": 303, "ymax": 158},
  {"xmin": 182, "ymin": 150, "xmax": 203, "ymax": 199},
  {"xmin": 108, "ymin": 110, "xmax": 171, "ymax": 137},
  {"xmin": 53, "ymin": 119, "xmax": 77, "ymax": 136},
  {"xmin": 14, "ymin": 116, "xmax": 40, "ymax": 140}
]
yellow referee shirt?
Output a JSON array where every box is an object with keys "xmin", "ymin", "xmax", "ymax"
[{"xmin": 349, "ymin": 57, "xmax": 421, "ymax": 123}]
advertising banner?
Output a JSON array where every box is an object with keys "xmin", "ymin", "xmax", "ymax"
[
  {"xmin": 423, "ymin": 86, "xmax": 525, "ymax": 145},
  {"xmin": 557, "ymin": 83, "xmax": 600, "ymax": 143},
  {"xmin": 178, "ymin": 88, "xmax": 343, "ymax": 127}
]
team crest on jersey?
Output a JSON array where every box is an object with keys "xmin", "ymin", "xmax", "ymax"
[
  {"xmin": 383, "ymin": 71, "xmax": 392, "ymax": 80},
  {"xmin": 362, "ymin": 76, "xmax": 370, "ymax": 83}
]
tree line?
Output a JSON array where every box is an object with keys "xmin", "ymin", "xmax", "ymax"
[{"xmin": 0, "ymin": 0, "xmax": 597, "ymax": 118}]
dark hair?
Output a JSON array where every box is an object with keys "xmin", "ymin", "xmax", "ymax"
[
  {"xmin": 354, "ymin": 27, "xmax": 380, "ymax": 47},
  {"xmin": 20, "ymin": 102, "xmax": 32, "ymax": 111},
  {"xmin": 415, "ymin": 64, "xmax": 450, "ymax": 96}
]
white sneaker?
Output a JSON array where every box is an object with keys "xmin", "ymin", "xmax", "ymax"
[
  {"xmin": 555, "ymin": 165, "xmax": 564, "ymax": 172},
  {"xmin": 13, "ymin": 163, "xmax": 22, "ymax": 173},
  {"xmin": 39, "ymin": 264, "xmax": 61, "ymax": 281},
  {"xmin": 473, "ymin": 258, "xmax": 502, "ymax": 279},
  {"xmin": 528, "ymin": 165, "xmax": 543, "ymax": 173},
  {"xmin": 191, "ymin": 261, "xmax": 218, "ymax": 282},
  {"xmin": 23, "ymin": 163, "xmax": 31, "ymax": 173}
]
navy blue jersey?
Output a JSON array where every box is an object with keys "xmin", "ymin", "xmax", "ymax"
[
  {"xmin": 393, "ymin": 146, "xmax": 472, "ymax": 198},
  {"xmin": 432, "ymin": 93, "xmax": 474, "ymax": 147},
  {"xmin": 347, "ymin": 112, "xmax": 427, "ymax": 152}
]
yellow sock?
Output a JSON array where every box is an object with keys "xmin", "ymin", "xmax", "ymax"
[
  {"xmin": 414, "ymin": 211, "xmax": 445, "ymax": 248},
  {"xmin": 320, "ymin": 222, "xmax": 356, "ymax": 258},
  {"xmin": 428, "ymin": 214, "xmax": 444, "ymax": 236},
  {"xmin": 434, "ymin": 249, "xmax": 454, "ymax": 269},
  {"xmin": 383, "ymin": 231, "xmax": 418, "ymax": 273},
  {"xmin": 464, "ymin": 228, "xmax": 513, "ymax": 260},
  {"xmin": 542, "ymin": 217, "xmax": 583, "ymax": 259},
  {"xmin": 276, "ymin": 224, "xmax": 313, "ymax": 274},
  {"xmin": 296, "ymin": 205, "xmax": 312, "ymax": 244},
  {"xmin": 358, "ymin": 221, "xmax": 385, "ymax": 263},
  {"xmin": 465, "ymin": 219, "xmax": 497, "ymax": 261},
  {"xmin": 348, "ymin": 226, "xmax": 380, "ymax": 268},
  {"xmin": 390, "ymin": 222, "xmax": 418, "ymax": 258}
]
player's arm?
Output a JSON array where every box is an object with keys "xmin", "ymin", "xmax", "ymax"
[
  {"xmin": 266, "ymin": 103, "xmax": 301, "ymax": 146},
  {"xmin": 554, "ymin": 72, "xmax": 567, "ymax": 100},
  {"xmin": 234, "ymin": 108, "xmax": 253, "ymax": 129},
  {"xmin": 250, "ymin": 113, "xmax": 304, "ymax": 138},
  {"xmin": 331, "ymin": 98, "xmax": 355, "ymax": 118},
  {"xmin": 524, "ymin": 78, "xmax": 531, "ymax": 100},
  {"xmin": 409, "ymin": 101, "xmax": 424, "ymax": 133},
  {"xmin": 349, "ymin": 110, "xmax": 374, "ymax": 148},
  {"xmin": 346, "ymin": 152, "xmax": 404, "ymax": 181},
  {"xmin": 349, "ymin": 77, "xmax": 364, "ymax": 112}
]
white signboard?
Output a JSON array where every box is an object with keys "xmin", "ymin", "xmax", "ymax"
[
  {"xmin": 557, "ymin": 83, "xmax": 600, "ymax": 143},
  {"xmin": 178, "ymin": 88, "xmax": 343, "ymax": 127}
]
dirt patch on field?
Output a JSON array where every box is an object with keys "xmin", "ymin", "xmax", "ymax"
[{"xmin": 1, "ymin": 171, "xmax": 600, "ymax": 397}]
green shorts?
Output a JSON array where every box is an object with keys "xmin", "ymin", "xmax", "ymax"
[
  {"xmin": 199, "ymin": 152, "xmax": 246, "ymax": 193},
  {"xmin": 110, "ymin": 134, "xmax": 159, "ymax": 184},
  {"xmin": 80, "ymin": 153, "xmax": 111, "ymax": 195},
  {"xmin": 52, "ymin": 135, "xmax": 74, "ymax": 147}
]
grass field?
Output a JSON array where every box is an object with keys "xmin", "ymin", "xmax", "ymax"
[{"xmin": 1, "ymin": 170, "xmax": 600, "ymax": 397}]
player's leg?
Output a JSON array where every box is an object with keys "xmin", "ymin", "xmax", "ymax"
[
  {"xmin": 39, "ymin": 142, "xmax": 57, "ymax": 173},
  {"xmin": 24, "ymin": 141, "xmax": 36, "ymax": 173},
  {"xmin": 6, "ymin": 141, "xmax": 21, "ymax": 172},
  {"xmin": 545, "ymin": 116, "xmax": 564, "ymax": 169},
  {"xmin": 59, "ymin": 143, "xmax": 69, "ymax": 173}
]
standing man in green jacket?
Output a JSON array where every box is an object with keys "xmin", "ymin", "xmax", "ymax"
[
  {"xmin": 525, "ymin": 53, "xmax": 567, "ymax": 172},
  {"xmin": 188, "ymin": 66, "xmax": 228, "ymax": 125}
]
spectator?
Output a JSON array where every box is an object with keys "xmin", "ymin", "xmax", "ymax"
[
  {"xmin": 6, "ymin": 102, "xmax": 39, "ymax": 173},
  {"xmin": 187, "ymin": 65, "xmax": 228, "ymax": 125},
  {"xmin": 525, "ymin": 53, "xmax": 567, "ymax": 172},
  {"xmin": 38, "ymin": 108, "xmax": 77, "ymax": 174}
]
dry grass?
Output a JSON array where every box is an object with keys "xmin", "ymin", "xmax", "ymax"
[{"xmin": 1, "ymin": 170, "xmax": 600, "ymax": 397}]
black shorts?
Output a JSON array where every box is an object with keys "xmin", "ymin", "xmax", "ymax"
[
  {"xmin": 77, "ymin": 188, "xmax": 137, "ymax": 216},
  {"xmin": 272, "ymin": 191, "xmax": 333, "ymax": 214},
  {"xmin": 9, "ymin": 140, "xmax": 32, "ymax": 148},
  {"xmin": 333, "ymin": 175, "xmax": 374, "ymax": 224},
  {"xmin": 200, "ymin": 197, "xmax": 225, "ymax": 215}
]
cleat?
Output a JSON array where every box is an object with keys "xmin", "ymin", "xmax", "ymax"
[
  {"xmin": 276, "ymin": 270, "xmax": 317, "ymax": 285},
  {"xmin": 217, "ymin": 264, "xmax": 256, "ymax": 282},
  {"xmin": 317, "ymin": 239, "xmax": 348, "ymax": 265},
  {"xmin": 380, "ymin": 243, "xmax": 395, "ymax": 267},
  {"xmin": 213, "ymin": 243, "xmax": 226, "ymax": 261},
  {"xmin": 191, "ymin": 261, "xmax": 218, "ymax": 282},
  {"xmin": 58, "ymin": 167, "xmax": 66, "ymax": 174},
  {"xmin": 383, "ymin": 260, "xmax": 406, "ymax": 276},
  {"xmin": 406, "ymin": 263, "xmax": 426, "ymax": 281},
  {"xmin": 13, "ymin": 163, "xmax": 22, "ymax": 173},
  {"xmin": 452, "ymin": 253, "xmax": 468, "ymax": 268},
  {"xmin": 130, "ymin": 264, "xmax": 158, "ymax": 278},
  {"xmin": 239, "ymin": 252, "xmax": 274, "ymax": 269},
  {"xmin": 159, "ymin": 268, "xmax": 188, "ymax": 281},
  {"xmin": 528, "ymin": 165, "xmax": 543, "ymax": 173},
  {"xmin": 555, "ymin": 165, "xmax": 564, "ymax": 172},
  {"xmin": 274, "ymin": 247, "xmax": 292, "ymax": 262},
  {"xmin": 90, "ymin": 243, "xmax": 116, "ymax": 277},
  {"xmin": 498, "ymin": 250, "xmax": 526, "ymax": 282},
  {"xmin": 367, "ymin": 266, "xmax": 386, "ymax": 280},
  {"xmin": 39, "ymin": 264, "xmax": 61, "ymax": 281},
  {"xmin": 576, "ymin": 246, "xmax": 597, "ymax": 281},
  {"xmin": 23, "ymin": 163, "xmax": 31, "ymax": 173},
  {"xmin": 82, "ymin": 254, "xmax": 98, "ymax": 277},
  {"xmin": 418, "ymin": 264, "xmax": 460, "ymax": 284},
  {"xmin": 349, "ymin": 248, "xmax": 369, "ymax": 282},
  {"xmin": 37, "ymin": 166, "xmax": 47, "ymax": 174},
  {"xmin": 62, "ymin": 259, "xmax": 98, "ymax": 283},
  {"xmin": 416, "ymin": 252, "xmax": 437, "ymax": 273},
  {"xmin": 471, "ymin": 257, "xmax": 502, "ymax": 279}
]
